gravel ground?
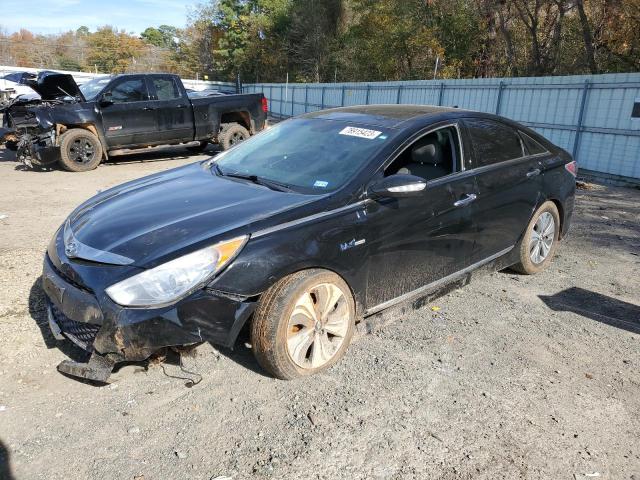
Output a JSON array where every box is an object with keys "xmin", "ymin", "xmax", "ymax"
[{"xmin": 0, "ymin": 146, "xmax": 638, "ymax": 480}]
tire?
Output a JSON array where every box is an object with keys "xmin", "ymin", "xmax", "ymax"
[
  {"xmin": 251, "ymin": 269, "xmax": 356, "ymax": 380},
  {"xmin": 186, "ymin": 140, "xmax": 209, "ymax": 153},
  {"xmin": 5, "ymin": 140, "xmax": 18, "ymax": 151},
  {"xmin": 512, "ymin": 201, "xmax": 561, "ymax": 275},
  {"xmin": 58, "ymin": 129, "xmax": 102, "ymax": 172},
  {"xmin": 218, "ymin": 122, "xmax": 250, "ymax": 150}
]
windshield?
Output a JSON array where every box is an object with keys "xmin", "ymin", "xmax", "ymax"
[
  {"xmin": 214, "ymin": 118, "xmax": 393, "ymax": 194},
  {"xmin": 79, "ymin": 77, "xmax": 112, "ymax": 100}
]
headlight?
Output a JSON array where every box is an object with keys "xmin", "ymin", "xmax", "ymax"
[{"xmin": 105, "ymin": 236, "xmax": 248, "ymax": 307}]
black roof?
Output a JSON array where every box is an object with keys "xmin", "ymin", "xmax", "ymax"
[{"xmin": 301, "ymin": 105, "xmax": 469, "ymax": 128}]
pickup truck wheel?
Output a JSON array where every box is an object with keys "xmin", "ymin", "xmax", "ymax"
[
  {"xmin": 218, "ymin": 123, "xmax": 250, "ymax": 150},
  {"xmin": 512, "ymin": 201, "xmax": 560, "ymax": 275},
  {"xmin": 59, "ymin": 129, "xmax": 102, "ymax": 172},
  {"xmin": 251, "ymin": 269, "xmax": 355, "ymax": 380}
]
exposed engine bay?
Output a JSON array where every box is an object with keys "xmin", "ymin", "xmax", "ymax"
[
  {"xmin": 1, "ymin": 95, "xmax": 69, "ymax": 168},
  {"xmin": 1, "ymin": 72, "xmax": 86, "ymax": 168}
]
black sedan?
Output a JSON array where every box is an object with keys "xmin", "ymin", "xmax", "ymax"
[{"xmin": 42, "ymin": 105, "xmax": 576, "ymax": 382}]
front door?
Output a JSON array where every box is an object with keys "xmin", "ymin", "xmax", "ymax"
[
  {"xmin": 99, "ymin": 76, "xmax": 158, "ymax": 148},
  {"xmin": 462, "ymin": 118, "xmax": 544, "ymax": 262},
  {"xmin": 362, "ymin": 124, "xmax": 479, "ymax": 311}
]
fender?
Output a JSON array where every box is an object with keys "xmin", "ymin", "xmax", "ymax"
[
  {"xmin": 56, "ymin": 123, "xmax": 109, "ymax": 159},
  {"xmin": 35, "ymin": 102, "xmax": 109, "ymax": 159}
]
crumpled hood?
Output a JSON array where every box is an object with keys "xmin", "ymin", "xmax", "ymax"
[
  {"xmin": 67, "ymin": 162, "xmax": 314, "ymax": 267},
  {"xmin": 26, "ymin": 72, "xmax": 84, "ymax": 101}
]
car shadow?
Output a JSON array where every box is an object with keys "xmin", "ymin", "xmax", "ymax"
[
  {"xmin": 539, "ymin": 287, "xmax": 640, "ymax": 334},
  {"xmin": 0, "ymin": 438, "xmax": 16, "ymax": 480},
  {"xmin": 215, "ymin": 325, "xmax": 271, "ymax": 378}
]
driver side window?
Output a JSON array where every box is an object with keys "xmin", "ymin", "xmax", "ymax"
[
  {"xmin": 385, "ymin": 125, "xmax": 461, "ymax": 181},
  {"xmin": 107, "ymin": 78, "xmax": 147, "ymax": 103}
]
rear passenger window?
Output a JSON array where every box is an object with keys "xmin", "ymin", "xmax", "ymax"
[
  {"xmin": 520, "ymin": 131, "xmax": 548, "ymax": 155},
  {"xmin": 152, "ymin": 77, "xmax": 180, "ymax": 101},
  {"xmin": 465, "ymin": 119, "xmax": 523, "ymax": 167}
]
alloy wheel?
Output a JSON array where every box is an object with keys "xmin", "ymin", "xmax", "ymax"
[
  {"xmin": 229, "ymin": 132, "xmax": 245, "ymax": 146},
  {"xmin": 529, "ymin": 211, "xmax": 555, "ymax": 264},
  {"xmin": 286, "ymin": 283, "xmax": 350, "ymax": 369},
  {"xmin": 69, "ymin": 139, "xmax": 96, "ymax": 164}
]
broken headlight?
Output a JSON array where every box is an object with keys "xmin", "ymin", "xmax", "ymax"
[{"xmin": 105, "ymin": 236, "xmax": 248, "ymax": 307}]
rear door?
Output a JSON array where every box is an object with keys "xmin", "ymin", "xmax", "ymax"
[
  {"xmin": 99, "ymin": 76, "xmax": 157, "ymax": 148},
  {"xmin": 462, "ymin": 118, "xmax": 543, "ymax": 262},
  {"xmin": 146, "ymin": 75, "xmax": 194, "ymax": 143}
]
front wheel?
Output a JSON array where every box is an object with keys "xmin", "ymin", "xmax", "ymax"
[
  {"xmin": 251, "ymin": 269, "xmax": 355, "ymax": 380},
  {"xmin": 512, "ymin": 201, "xmax": 561, "ymax": 275},
  {"xmin": 58, "ymin": 129, "xmax": 102, "ymax": 172}
]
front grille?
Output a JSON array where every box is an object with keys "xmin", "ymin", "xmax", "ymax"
[
  {"xmin": 50, "ymin": 303, "xmax": 100, "ymax": 351},
  {"xmin": 48, "ymin": 258, "xmax": 93, "ymax": 293}
]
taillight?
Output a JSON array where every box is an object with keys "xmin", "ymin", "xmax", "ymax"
[
  {"xmin": 565, "ymin": 160, "xmax": 578, "ymax": 177},
  {"xmin": 261, "ymin": 97, "xmax": 268, "ymax": 113}
]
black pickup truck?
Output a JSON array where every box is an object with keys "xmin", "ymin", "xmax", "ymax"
[{"xmin": 0, "ymin": 72, "xmax": 268, "ymax": 171}]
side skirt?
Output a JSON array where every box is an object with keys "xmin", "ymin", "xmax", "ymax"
[{"xmin": 362, "ymin": 246, "xmax": 516, "ymax": 320}]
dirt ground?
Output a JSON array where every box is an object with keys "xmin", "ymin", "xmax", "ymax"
[{"xmin": 0, "ymin": 146, "xmax": 638, "ymax": 480}]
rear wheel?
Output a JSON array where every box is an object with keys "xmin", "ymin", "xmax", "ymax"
[
  {"xmin": 513, "ymin": 201, "xmax": 560, "ymax": 275},
  {"xmin": 59, "ymin": 129, "xmax": 102, "ymax": 172},
  {"xmin": 251, "ymin": 269, "xmax": 355, "ymax": 380},
  {"xmin": 218, "ymin": 122, "xmax": 250, "ymax": 150}
]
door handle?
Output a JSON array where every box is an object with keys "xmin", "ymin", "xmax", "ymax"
[
  {"xmin": 454, "ymin": 193, "xmax": 477, "ymax": 207},
  {"xmin": 526, "ymin": 168, "xmax": 541, "ymax": 178},
  {"xmin": 143, "ymin": 106, "xmax": 156, "ymax": 111},
  {"xmin": 177, "ymin": 104, "xmax": 188, "ymax": 109}
]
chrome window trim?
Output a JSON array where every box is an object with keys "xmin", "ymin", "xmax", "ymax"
[
  {"xmin": 365, "ymin": 245, "xmax": 514, "ymax": 316},
  {"xmin": 463, "ymin": 117, "xmax": 529, "ymax": 168},
  {"xmin": 518, "ymin": 130, "xmax": 551, "ymax": 156},
  {"xmin": 381, "ymin": 122, "xmax": 466, "ymax": 177}
]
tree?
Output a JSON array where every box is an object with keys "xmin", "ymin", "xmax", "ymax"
[{"xmin": 86, "ymin": 26, "xmax": 149, "ymax": 73}]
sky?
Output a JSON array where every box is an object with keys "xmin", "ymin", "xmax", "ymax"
[{"xmin": 0, "ymin": 0, "xmax": 193, "ymax": 35}]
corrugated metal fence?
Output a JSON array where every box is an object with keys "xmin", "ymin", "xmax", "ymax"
[{"xmin": 244, "ymin": 73, "xmax": 640, "ymax": 183}]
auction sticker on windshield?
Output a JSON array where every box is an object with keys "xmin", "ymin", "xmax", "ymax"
[{"xmin": 339, "ymin": 126, "xmax": 382, "ymax": 140}]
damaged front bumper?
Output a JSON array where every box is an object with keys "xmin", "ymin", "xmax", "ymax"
[
  {"xmin": 15, "ymin": 130, "xmax": 59, "ymax": 167},
  {"xmin": 0, "ymin": 125, "xmax": 59, "ymax": 167},
  {"xmin": 42, "ymin": 255, "xmax": 257, "ymax": 382},
  {"xmin": 1, "ymin": 101, "xmax": 61, "ymax": 167}
]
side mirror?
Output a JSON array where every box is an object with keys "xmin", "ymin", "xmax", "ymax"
[
  {"xmin": 368, "ymin": 174, "xmax": 427, "ymax": 198},
  {"xmin": 99, "ymin": 92, "xmax": 113, "ymax": 107}
]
